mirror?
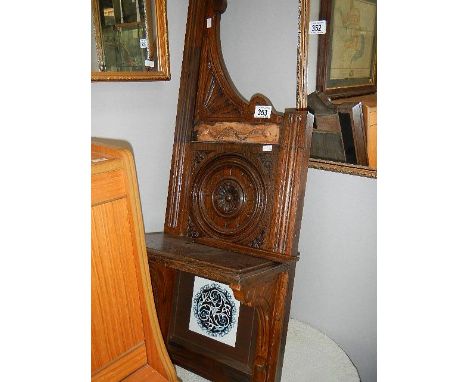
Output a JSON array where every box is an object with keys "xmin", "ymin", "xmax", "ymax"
[
  {"xmin": 297, "ymin": 0, "xmax": 377, "ymax": 178},
  {"xmin": 91, "ymin": 0, "xmax": 170, "ymax": 81}
]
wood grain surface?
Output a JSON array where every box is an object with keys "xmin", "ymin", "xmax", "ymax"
[
  {"xmin": 91, "ymin": 141, "xmax": 177, "ymax": 382},
  {"xmin": 148, "ymin": 1, "xmax": 313, "ymax": 381}
]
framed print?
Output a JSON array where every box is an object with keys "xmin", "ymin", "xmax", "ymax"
[{"xmin": 316, "ymin": 0, "xmax": 377, "ymax": 98}]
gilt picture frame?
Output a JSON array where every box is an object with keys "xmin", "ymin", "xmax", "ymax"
[
  {"xmin": 91, "ymin": 0, "xmax": 170, "ymax": 81},
  {"xmin": 316, "ymin": 0, "xmax": 376, "ymax": 99}
]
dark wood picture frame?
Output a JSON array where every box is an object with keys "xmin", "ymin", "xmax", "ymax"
[{"xmin": 316, "ymin": 0, "xmax": 377, "ymax": 99}]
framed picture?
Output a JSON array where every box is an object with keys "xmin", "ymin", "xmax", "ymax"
[
  {"xmin": 91, "ymin": 0, "xmax": 170, "ymax": 81},
  {"xmin": 316, "ymin": 0, "xmax": 377, "ymax": 98}
]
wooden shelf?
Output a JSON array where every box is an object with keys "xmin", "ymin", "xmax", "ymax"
[{"xmin": 146, "ymin": 232, "xmax": 288, "ymax": 287}]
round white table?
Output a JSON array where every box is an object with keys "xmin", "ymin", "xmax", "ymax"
[{"xmin": 176, "ymin": 318, "xmax": 360, "ymax": 381}]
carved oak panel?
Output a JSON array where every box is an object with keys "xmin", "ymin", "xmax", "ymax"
[
  {"xmin": 188, "ymin": 148, "xmax": 276, "ymax": 249},
  {"xmin": 148, "ymin": 1, "xmax": 314, "ymax": 381}
]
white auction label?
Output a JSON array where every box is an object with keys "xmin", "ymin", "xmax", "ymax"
[
  {"xmin": 206, "ymin": 18, "xmax": 212, "ymax": 28},
  {"xmin": 140, "ymin": 38, "xmax": 148, "ymax": 48},
  {"xmin": 262, "ymin": 145, "xmax": 273, "ymax": 152},
  {"xmin": 144, "ymin": 60, "xmax": 154, "ymax": 67},
  {"xmin": 309, "ymin": 20, "xmax": 326, "ymax": 34},
  {"xmin": 254, "ymin": 105, "xmax": 272, "ymax": 119}
]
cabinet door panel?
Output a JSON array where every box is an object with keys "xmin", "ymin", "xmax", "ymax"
[{"xmin": 91, "ymin": 197, "xmax": 146, "ymax": 373}]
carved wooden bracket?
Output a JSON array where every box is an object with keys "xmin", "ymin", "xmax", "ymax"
[{"xmin": 231, "ymin": 272, "xmax": 290, "ymax": 382}]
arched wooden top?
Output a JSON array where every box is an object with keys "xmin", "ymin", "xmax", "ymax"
[{"xmin": 194, "ymin": 0, "xmax": 283, "ymax": 129}]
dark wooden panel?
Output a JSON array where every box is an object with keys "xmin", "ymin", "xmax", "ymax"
[
  {"xmin": 151, "ymin": 0, "xmax": 314, "ymax": 381},
  {"xmin": 188, "ymin": 149, "xmax": 276, "ymax": 249},
  {"xmin": 146, "ymin": 233, "xmax": 286, "ymax": 285},
  {"xmin": 169, "ymin": 342, "xmax": 251, "ymax": 382},
  {"xmin": 169, "ymin": 272, "xmax": 257, "ymax": 375},
  {"xmin": 311, "ymin": 130, "xmax": 346, "ymax": 162}
]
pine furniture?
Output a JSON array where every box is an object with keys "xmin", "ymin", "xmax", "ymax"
[{"xmin": 91, "ymin": 141, "xmax": 178, "ymax": 382}]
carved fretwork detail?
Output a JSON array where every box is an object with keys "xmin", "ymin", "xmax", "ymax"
[
  {"xmin": 203, "ymin": 71, "xmax": 216, "ymax": 108},
  {"xmin": 193, "ymin": 1, "xmax": 283, "ymax": 126},
  {"xmin": 191, "ymin": 153, "xmax": 267, "ymax": 243},
  {"xmin": 201, "ymin": 73, "xmax": 243, "ymax": 118},
  {"xmin": 195, "ymin": 121, "xmax": 279, "ymax": 144},
  {"xmin": 187, "ymin": 215, "xmax": 201, "ymax": 238},
  {"xmin": 258, "ymin": 154, "xmax": 274, "ymax": 174},
  {"xmin": 249, "ymin": 228, "xmax": 266, "ymax": 249},
  {"xmin": 192, "ymin": 150, "xmax": 211, "ymax": 173}
]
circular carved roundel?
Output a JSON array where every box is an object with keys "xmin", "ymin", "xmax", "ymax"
[
  {"xmin": 191, "ymin": 154, "xmax": 266, "ymax": 242},
  {"xmin": 212, "ymin": 179, "xmax": 243, "ymax": 217}
]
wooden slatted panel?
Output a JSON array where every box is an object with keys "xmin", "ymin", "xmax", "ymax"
[
  {"xmin": 91, "ymin": 197, "xmax": 146, "ymax": 373},
  {"xmin": 92, "ymin": 343, "xmax": 147, "ymax": 382},
  {"xmin": 92, "ymin": 170, "xmax": 126, "ymax": 206}
]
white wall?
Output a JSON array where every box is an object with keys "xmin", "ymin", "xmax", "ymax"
[
  {"xmin": 291, "ymin": 170, "xmax": 376, "ymax": 382},
  {"xmin": 92, "ymin": 0, "xmax": 188, "ymax": 232},
  {"xmin": 91, "ymin": 1, "xmax": 376, "ymax": 381}
]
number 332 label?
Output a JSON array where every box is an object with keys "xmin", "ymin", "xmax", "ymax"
[
  {"xmin": 309, "ymin": 20, "xmax": 326, "ymax": 34},
  {"xmin": 254, "ymin": 105, "xmax": 272, "ymax": 119}
]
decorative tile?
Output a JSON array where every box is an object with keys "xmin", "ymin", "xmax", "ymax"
[{"xmin": 189, "ymin": 276, "xmax": 240, "ymax": 347}]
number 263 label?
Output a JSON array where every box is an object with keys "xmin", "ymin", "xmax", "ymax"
[{"xmin": 254, "ymin": 106, "xmax": 272, "ymax": 119}]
